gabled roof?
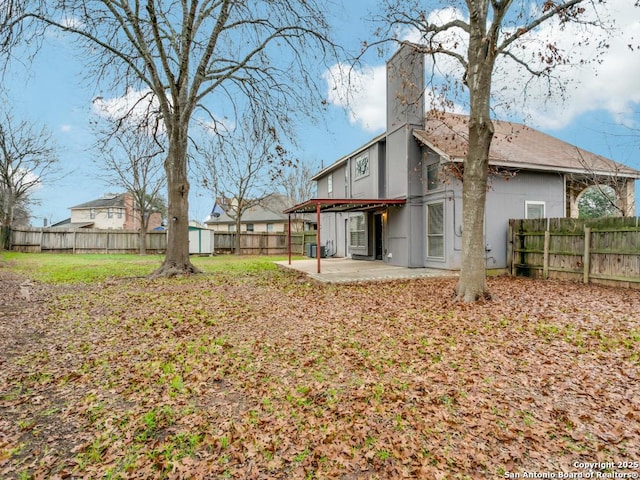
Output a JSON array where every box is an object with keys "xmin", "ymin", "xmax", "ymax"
[
  {"xmin": 70, "ymin": 193, "xmax": 127, "ymax": 209},
  {"xmin": 204, "ymin": 194, "xmax": 294, "ymax": 225},
  {"xmin": 414, "ymin": 112, "xmax": 640, "ymax": 178}
]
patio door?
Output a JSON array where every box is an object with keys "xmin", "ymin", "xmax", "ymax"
[{"xmin": 374, "ymin": 213, "xmax": 383, "ymax": 260}]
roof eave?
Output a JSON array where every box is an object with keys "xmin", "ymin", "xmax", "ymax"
[{"xmin": 311, "ymin": 132, "xmax": 387, "ymax": 181}]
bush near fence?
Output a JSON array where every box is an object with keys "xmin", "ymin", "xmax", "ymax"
[
  {"xmin": 508, "ymin": 217, "xmax": 640, "ymax": 289},
  {"xmin": 7, "ymin": 226, "xmax": 318, "ymax": 256}
]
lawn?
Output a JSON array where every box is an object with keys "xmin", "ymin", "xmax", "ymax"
[{"xmin": 1, "ymin": 253, "xmax": 639, "ymax": 479}]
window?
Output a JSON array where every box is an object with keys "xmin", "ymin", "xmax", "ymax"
[
  {"xmin": 426, "ymin": 162, "xmax": 440, "ymax": 191},
  {"xmin": 350, "ymin": 214, "xmax": 366, "ymax": 248},
  {"xmin": 228, "ymin": 225, "xmax": 235, "ymax": 232},
  {"xmin": 327, "ymin": 174, "xmax": 333, "ymax": 196},
  {"xmin": 525, "ymin": 201, "xmax": 545, "ymax": 219},
  {"xmin": 90, "ymin": 208, "xmax": 96, "ymax": 219},
  {"xmin": 355, "ymin": 153, "xmax": 369, "ymax": 179},
  {"xmin": 426, "ymin": 202, "xmax": 444, "ymax": 258},
  {"xmin": 117, "ymin": 208, "xmax": 123, "ymax": 219},
  {"xmin": 108, "ymin": 207, "xmax": 114, "ymax": 219},
  {"xmin": 246, "ymin": 223, "xmax": 254, "ymax": 232},
  {"xmin": 266, "ymin": 223, "xmax": 274, "ymax": 232}
]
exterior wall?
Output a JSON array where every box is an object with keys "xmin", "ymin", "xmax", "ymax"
[
  {"xmin": 206, "ymin": 221, "xmax": 289, "ymax": 233},
  {"xmin": 484, "ymin": 170, "xmax": 564, "ymax": 269},
  {"xmin": 70, "ymin": 193, "xmax": 163, "ymax": 231},
  {"xmin": 350, "ymin": 144, "xmax": 380, "ymax": 198},
  {"xmin": 70, "ymin": 207, "xmax": 126, "ymax": 229},
  {"xmin": 317, "ymin": 164, "xmax": 347, "ymax": 198}
]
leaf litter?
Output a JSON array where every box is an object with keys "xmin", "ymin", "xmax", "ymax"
[{"xmin": 0, "ymin": 268, "xmax": 639, "ymax": 479}]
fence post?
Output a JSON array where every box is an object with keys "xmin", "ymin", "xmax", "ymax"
[
  {"xmin": 73, "ymin": 230, "xmax": 77, "ymax": 254},
  {"xmin": 507, "ymin": 221, "xmax": 513, "ymax": 275},
  {"xmin": 583, "ymin": 227, "xmax": 591, "ymax": 284},
  {"xmin": 543, "ymin": 230, "xmax": 550, "ymax": 279}
]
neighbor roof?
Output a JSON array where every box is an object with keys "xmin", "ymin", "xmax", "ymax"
[
  {"xmin": 205, "ymin": 194, "xmax": 293, "ymax": 225},
  {"xmin": 413, "ymin": 112, "xmax": 640, "ymax": 178},
  {"xmin": 70, "ymin": 193, "xmax": 127, "ymax": 209}
]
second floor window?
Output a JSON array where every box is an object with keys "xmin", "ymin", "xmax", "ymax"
[
  {"xmin": 108, "ymin": 207, "xmax": 114, "ymax": 219},
  {"xmin": 246, "ymin": 223, "xmax": 254, "ymax": 232},
  {"xmin": 328, "ymin": 174, "xmax": 333, "ymax": 196},
  {"xmin": 355, "ymin": 153, "xmax": 369, "ymax": 179},
  {"xmin": 90, "ymin": 208, "xmax": 96, "ymax": 219}
]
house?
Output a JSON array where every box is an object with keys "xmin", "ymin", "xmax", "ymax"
[
  {"xmin": 285, "ymin": 44, "xmax": 639, "ymax": 270},
  {"xmin": 204, "ymin": 193, "xmax": 314, "ymax": 233},
  {"xmin": 66, "ymin": 192, "xmax": 163, "ymax": 230}
]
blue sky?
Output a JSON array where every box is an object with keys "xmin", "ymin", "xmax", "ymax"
[{"xmin": 5, "ymin": 0, "xmax": 640, "ymax": 225}]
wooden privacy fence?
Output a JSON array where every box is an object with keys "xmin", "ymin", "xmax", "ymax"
[
  {"xmin": 7, "ymin": 226, "xmax": 317, "ymax": 256},
  {"xmin": 212, "ymin": 231, "xmax": 317, "ymax": 255},
  {"xmin": 509, "ymin": 217, "xmax": 640, "ymax": 288},
  {"xmin": 9, "ymin": 227, "xmax": 167, "ymax": 254}
]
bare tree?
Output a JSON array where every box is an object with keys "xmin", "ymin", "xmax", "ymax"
[
  {"xmin": 371, "ymin": 0, "xmax": 614, "ymax": 301},
  {"xmin": 569, "ymin": 148, "xmax": 637, "ymax": 218},
  {"xmin": 201, "ymin": 121, "xmax": 289, "ymax": 254},
  {"xmin": 2, "ymin": 1, "xmax": 338, "ymax": 275},
  {"xmin": 275, "ymin": 159, "xmax": 316, "ymax": 232},
  {"xmin": 92, "ymin": 114, "xmax": 166, "ymax": 255},
  {"xmin": 0, "ymin": 109, "xmax": 58, "ymax": 229}
]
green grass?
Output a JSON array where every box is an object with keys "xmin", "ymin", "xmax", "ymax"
[{"xmin": 0, "ymin": 252, "xmax": 296, "ymax": 284}]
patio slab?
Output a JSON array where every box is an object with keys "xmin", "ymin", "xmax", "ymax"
[{"xmin": 275, "ymin": 257, "xmax": 458, "ymax": 283}]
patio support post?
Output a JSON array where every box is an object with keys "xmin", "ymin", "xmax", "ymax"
[
  {"xmin": 288, "ymin": 214, "xmax": 291, "ymax": 265},
  {"xmin": 316, "ymin": 202, "xmax": 321, "ymax": 274}
]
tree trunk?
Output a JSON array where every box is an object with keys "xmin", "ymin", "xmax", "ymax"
[
  {"xmin": 455, "ymin": 116, "xmax": 492, "ymax": 302},
  {"xmin": 455, "ymin": 10, "xmax": 496, "ymax": 302},
  {"xmin": 139, "ymin": 220, "xmax": 147, "ymax": 256},
  {"xmin": 151, "ymin": 127, "xmax": 199, "ymax": 276},
  {"xmin": 234, "ymin": 216, "xmax": 241, "ymax": 255}
]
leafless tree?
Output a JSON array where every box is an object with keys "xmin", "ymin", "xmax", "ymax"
[
  {"xmin": 200, "ymin": 121, "xmax": 290, "ymax": 254},
  {"xmin": 0, "ymin": 108, "xmax": 58, "ymax": 229},
  {"xmin": 371, "ymin": 0, "xmax": 615, "ymax": 301},
  {"xmin": 275, "ymin": 159, "xmax": 316, "ymax": 232},
  {"xmin": 569, "ymin": 148, "xmax": 636, "ymax": 218},
  {"xmin": 92, "ymin": 114, "xmax": 167, "ymax": 255},
  {"xmin": 1, "ymin": 0, "xmax": 338, "ymax": 275}
]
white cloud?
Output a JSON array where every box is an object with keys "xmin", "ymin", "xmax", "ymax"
[
  {"xmin": 323, "ymin": 63, "xmax": 387, "ymax": 132},
  {"xmin": 324, "ymin": 0, "xmax": 640, "ymax": 132},
  {"xmin": 92, "ymin": 88, "xmax": 165, "ymax": 134}
]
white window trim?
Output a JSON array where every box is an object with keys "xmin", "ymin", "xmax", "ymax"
[
  {"xmin": 426, "ymin": 201, "xmax": 445, "ymax": 260},
  {"xmin": 525, "ymin": 201, "xmax": 546, "ymax": 219},
  {"xmin": 327, "ymin": 173, "xmax": 333, "ymax": 197},
  {"xmin": 349, "ymin": 214, "xmax": 366, "ymax": 249}
]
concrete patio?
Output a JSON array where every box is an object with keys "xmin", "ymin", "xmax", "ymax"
[{"xmin": 275, "ymin": 257, "xmax": 458, "ymax": 284}]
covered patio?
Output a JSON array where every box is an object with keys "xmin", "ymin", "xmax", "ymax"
[
  {"xmin": 275, "ymin": 257, "xmax": 458, "ymax": 284},
  {"xmin": 283, "ymin": 198, "xmax": 407, "ymax": 274}
]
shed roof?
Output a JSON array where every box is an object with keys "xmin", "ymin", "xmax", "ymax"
[
  {"xmin": 413, "ymin": 112, "xmax": 640, "ymax": 178},
  {"xmin": 283, "ymin": 198, "xmax": 406, "ymax": 214}
]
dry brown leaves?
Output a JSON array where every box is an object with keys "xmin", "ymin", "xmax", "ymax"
[{"xmin": 1, "ymin": 268, "xmax": 639, "ymax": 479}]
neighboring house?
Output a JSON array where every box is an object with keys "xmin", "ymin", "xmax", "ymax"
[
  {"xmin": 204, "ymin": 193, "xmax": 313, "ymax": 233},
  {"xmin": 285, "ymin": 44, "xmax": 640, "ymax": 270},
  {"xmin": 67, "ymin": 192, "xmax": 163, "ymax": 230}
]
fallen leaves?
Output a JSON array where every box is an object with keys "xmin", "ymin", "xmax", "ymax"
[{"xmin": 1, "ymin": 267, "xmax": 639, "ymax": 479}]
